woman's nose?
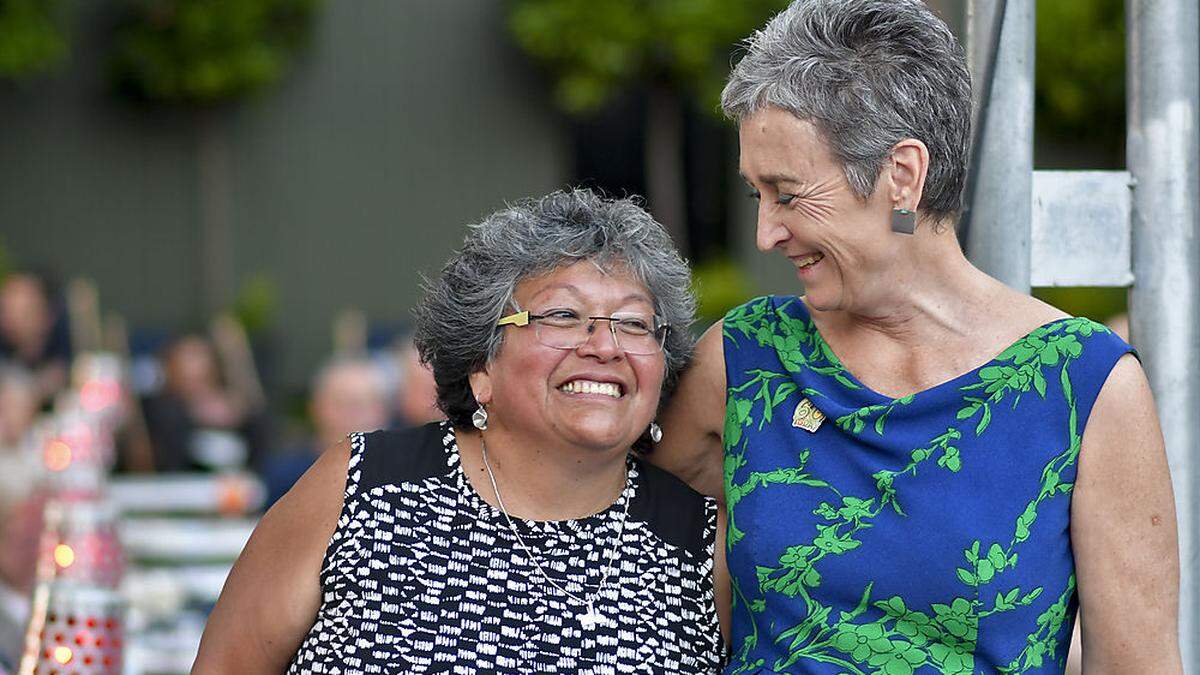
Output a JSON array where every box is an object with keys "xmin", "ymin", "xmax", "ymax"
[
  {"xmin": 577, "ymin": 320, "xmax": 623, "ymax": 360},
  {"xmin": 756, "ymin": 210, "xmax": 791, "ymax": 252}
]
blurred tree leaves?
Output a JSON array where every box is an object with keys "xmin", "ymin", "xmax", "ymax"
[
  {"xmin": 109, "ymin": 0, "xmax": 320, "ymax": 104},
  {"xmin": 1033, "ymin": 286, "xmax": 1126, "ymax": 325},
  {"xmin": 693, "ymin": 255, "xmax": 756, "ymax": 325},
  {"xmin": 1034, "ymin": 0, "xmax": 1124, "ymax": 152},
  {"xmin": 231, "ymin": 272, "xmax": 278, "ymax": 335},
  {"xmin": 0, "ymin": 0, "xmax": 68, "ymax": 80},
  {"xmin": 508, "ymin": 0, "xmax": 790, "ymax": 115},
  {"xmin": 0, "ymin": 237, "xmax": 12, "ymax": 281}
]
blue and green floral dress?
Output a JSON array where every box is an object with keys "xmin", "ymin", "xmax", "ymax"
[{"xmin": 721, "ymin": 296, "xmax": 1133, "ymax": 674}]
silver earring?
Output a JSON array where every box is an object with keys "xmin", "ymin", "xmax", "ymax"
[
  {"xmin": 891, "ymin": 208, "xmax": 916, "ymax": 234},
  {"xmin": 649, "ymin": 422, "xmax": 662, "ymax": 443},
  {"xmin": 472, "ymin": 402, "xmax": 488, "ymax": 430}
]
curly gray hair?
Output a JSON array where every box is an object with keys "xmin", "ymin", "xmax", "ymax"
[
  {"xmin": 413, "ymin": 189, "xmax": 696, "ymax": 436},
  {"xmin": 721, "ymin": 0, "xmax": 972, "ymax": 220}
]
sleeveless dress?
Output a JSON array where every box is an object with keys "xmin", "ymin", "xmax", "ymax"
[
  {"xmin": 289, "ymin": 421, "xmax": 727, "ymax": 673},
  {"xmin": 720, "ymin": 296, "xmax": 1133, "ymax": 674}
]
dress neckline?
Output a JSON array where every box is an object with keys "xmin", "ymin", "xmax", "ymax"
[
  {"xmin": 443, "ymin": 422, "xmax": 639, "ymax": 529},
  {"xmin": 792, "ymin": 298, "xmax": 1076, "ymax": 403}
]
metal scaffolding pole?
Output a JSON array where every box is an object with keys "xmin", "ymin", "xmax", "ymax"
[
  {"xmin": 1127, "ymin": 0, "xmax": 1200, "ymax": 664},
  {"xmin": 964, "ymin": 0, "xmax": 1034, "ymax": 292}
]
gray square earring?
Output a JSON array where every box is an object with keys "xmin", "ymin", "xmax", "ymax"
[{"xmin": 891, "ymin": 208, "xmax": 916, "ymax": 234}]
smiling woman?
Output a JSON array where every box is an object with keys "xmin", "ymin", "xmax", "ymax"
[
  {"xmin": 651, "ymin": 1, "xmax": 1181, "ymax": 673},
  {"xmin": 192, "ymin": 189, "xmax": 730, "ymax": 674}
]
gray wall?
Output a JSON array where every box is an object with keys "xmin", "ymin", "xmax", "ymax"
[{"xmin": 0, "ymin": 1, "xmax": 569, "ymax": 388}]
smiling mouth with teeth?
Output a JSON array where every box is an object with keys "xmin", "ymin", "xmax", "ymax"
[
  {"xmin": 796, "ymin": 252, "xmax": 825, "ymax": 268},
  {"xmin": 559, "ymin": 380, "xmax": 623, "ymax": 398}
]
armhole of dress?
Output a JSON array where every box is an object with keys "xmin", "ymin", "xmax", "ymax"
[
  {"xmin": 703, "ymin": 496, "xmax": 731, "ymax": 668},
  {"xmin": 1075, "ymin": 337, "xmax": 1138, "ymax": 445},
  {"xmin": 317, "ymin": 431, "xmax": 367, "ymax": 578}
]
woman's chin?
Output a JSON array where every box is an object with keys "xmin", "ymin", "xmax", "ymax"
[
  {"xmin": 801, "ymin": 288, "xmax": 842, "ymax": 313},
  {"xmin": 557, "ymin": 420, "xmax": 640, "ymax": 454}
]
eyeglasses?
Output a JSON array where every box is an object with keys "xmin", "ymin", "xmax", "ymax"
[{"xmin": 497, "ymin": 309, "xmax": 669, "ymax": 356}]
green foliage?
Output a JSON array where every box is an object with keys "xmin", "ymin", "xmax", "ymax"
[
  {"xmin": 109, "ymin": 0, "xmax": 320, "ymax": 104},
  {"xmin": 507, "ymin": 0, "xmax": 790, "ymax": 115},
  {"xmin": 0, "ymin": 0, "xmax": 68, "ymax": 80},
  {"xmin": 231, "ymin": 272, "xmax": 278, "ymax": 335},
  {"xmin": 0, "ymin": 236, "xmax": 11, "ymax": 281},
  {"xmin": 1032, "ymin": 286, "xmax": 1126, "ymax": 325},
  {"xmin": 692, "ymin": 256, "xmax": 757, "ymax": 326},
  {"xmin": 1035, "ymin": 0, "xmax": 1124, "ymax": 151}
]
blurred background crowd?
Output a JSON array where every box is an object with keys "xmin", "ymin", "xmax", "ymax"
[
  {"xmin": 0, "ymin": 266, "xmax": 442, "ymax": 672},
  {"xmin": 0, "ymin": 0, "xmax": 1128, "ymax": 672}
]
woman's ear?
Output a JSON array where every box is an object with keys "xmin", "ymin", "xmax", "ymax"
[
  {"xmin": 888, "ymin": 138, "xmax": 931, "ymax": 211},
  {"xmin": 468, "ymin": 368, "xmax": 493, "ymax": 406}
]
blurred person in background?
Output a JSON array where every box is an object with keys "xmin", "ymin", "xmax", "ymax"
[
  {"xmin": 652, "ymin": 1, "xmax": 1180, "ymax": 672},
  {"xmin": 142, "ymin": 334, "xmax": 269, "ymax": 472},
  {"xmin": 194, "ymin": 190, "xmax": 729, "ymax": 673},
  {"xmin": 261, "ymin": 357, "xmax": 390, "ymax": 507},
  {"xmin": 0, "ymin": 502, "xmax": 32, "ymax": 672},
  {"xmin": 0, "ymin": 492, "xmax": 42, "ymax": 672},
  {"xmin": 0, "ymin": 364, "xmax": 40, "ymax": 453},
  {"xmin": 391, "ymin": 336, "xmax": 442, "ymax": 427},
  {"xmin": 0, "ymin": 272, "xmax": 71, "ymax": 406},
  {"xmin": 0, "ymin": 366, "xmax": 45, "ymax": 670}
]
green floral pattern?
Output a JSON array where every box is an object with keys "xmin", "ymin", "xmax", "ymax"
[{"xmin": 721, "ymin": 297, "xmax": 1126, "ymax": 674}]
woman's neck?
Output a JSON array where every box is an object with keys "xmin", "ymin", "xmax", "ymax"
[
  {"xmin": 805, "ymin": 230, "xmax": 1062, "ymax": 398},
  {"xmin": 827, "ymin": 229, "xmax": 1002, "ymax": 343},
  {"xmin": 455, "ymin": 427, "xmax": 629, "ymax": 521}
]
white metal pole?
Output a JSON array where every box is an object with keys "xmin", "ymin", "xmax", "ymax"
[
  {"xmin": 1127, "ymin": 0, "xmax": 1200, "ymax": 665},
  {"xmin": 964, "ymin": 0, "xmax": 1034, "ymax": 292}
]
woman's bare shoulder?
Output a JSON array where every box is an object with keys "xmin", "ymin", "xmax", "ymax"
[
  {"xmin": 652, "ymin": 320, "xmax": 727, "ymax": 499},
  {"xmin": 272, "ymin": 438, "xmax": 353, "ymax": 531},
  {"xmin": 192, "ymin": 440, "xmax": 351, "ymax": 672},
  {"xmin": 993, "ymin": 287, "xmax": 1071, "ymax": 329}
]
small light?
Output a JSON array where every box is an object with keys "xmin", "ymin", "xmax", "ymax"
[
  {"xmin": 80, "ymin": 381, "xmax": 109, "ymax": 412},
  {"xmin": 44, "ymin": 441, "xmax": 72, "ymax": 471},
  {"xmin": 53, "ymin": 544, "xmax": 76, "ymax": 568},
  {"xmin": 53, "ymin": 645, "xmax": 73, "ymax": 664}
]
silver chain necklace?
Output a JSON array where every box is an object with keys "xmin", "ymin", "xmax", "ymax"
[{"xmin": 479, "ymin": 436, "xmax": 631, "ymax": 630}]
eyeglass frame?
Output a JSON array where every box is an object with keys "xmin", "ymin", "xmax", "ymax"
[{"xmin": 496, "ymin": 309, "xmax": 670, "ymax": 355}]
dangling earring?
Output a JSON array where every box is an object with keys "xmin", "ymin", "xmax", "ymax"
[
  {"xmin": 891, "ymin": 208, "xmax": 916, "ymax": 235},
  {"xmin": 649, "ymin": 422, "xmax": 662, "ymax": 443},
  {"xmin": 472, "ymin": 402, "xmax": 489, "ymax": 430}
]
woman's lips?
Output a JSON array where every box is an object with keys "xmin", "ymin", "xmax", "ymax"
[
  {"xmin": 792, "ymin": 252, "xmax": 824, "ymax": 268},
  {"xmin": 791, "ymin": 252, "xmax": 825, "ymax": 278}
]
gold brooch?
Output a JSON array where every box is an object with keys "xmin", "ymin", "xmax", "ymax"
[{"xmin": 792, "ymin": 397, "xmax": 825, "ymax": 433}]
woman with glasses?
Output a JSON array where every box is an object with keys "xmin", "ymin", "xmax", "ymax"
[{"xmin": 193, "ymin": 189, "xmax": 729, "ymax": 673}]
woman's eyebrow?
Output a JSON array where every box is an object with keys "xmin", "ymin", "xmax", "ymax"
[
  {"xmin": 741, "ymin": 171, "xmax": 804, "ymax": 186},
  {"xmin": 530, "ymin": 283, "xmax": 584, "ymax": 302},
  {"xmin": 530, "ymin": 285, "xmax": 652, "ymax": 308}
]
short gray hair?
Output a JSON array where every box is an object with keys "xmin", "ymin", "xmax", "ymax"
[
  {"xmin": 722, "ymin": 0, "xmax": 972, "ymax": 220},
  {"xmin": 413, "ymin": 189, "xmax": 696, "ymax": 434},
  {"xmin": 310, "ymin": 356, "xmax": 387, "ymax": 402}
]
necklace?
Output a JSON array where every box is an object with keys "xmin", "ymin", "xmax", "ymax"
[{"xmin": 479, "ymin": 436, "xmax": 631, "ymax": 630}]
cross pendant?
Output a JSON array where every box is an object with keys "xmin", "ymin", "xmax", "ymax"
[{"xmin": 579, "ymin": 603, "xmax": 605, "ymax": 629}]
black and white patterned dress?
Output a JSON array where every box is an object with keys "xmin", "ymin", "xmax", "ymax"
[{"xmin": 288, "ymin": 421, "xmax": 727, "ymax": 674}]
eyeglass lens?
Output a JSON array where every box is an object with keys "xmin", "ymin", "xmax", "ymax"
[{"xmin": 535, "ymin": 317, "xmax": 664, "ymax": 355}]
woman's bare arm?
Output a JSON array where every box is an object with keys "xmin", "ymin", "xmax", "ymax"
[
  {"xmin": 651, "ymin": 321, "xmax": 727, "ymax": 500},
  {"xmin": 1071, "ymin": 354, "xmax": 1181, "ymax": 672},
  {"xmin": 713, "ymin": 506, "xmax": 732, "ymax": 645},
  {"xmin": 192, "ymin": 441, "xmax": 350, "ymax": 673}
]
